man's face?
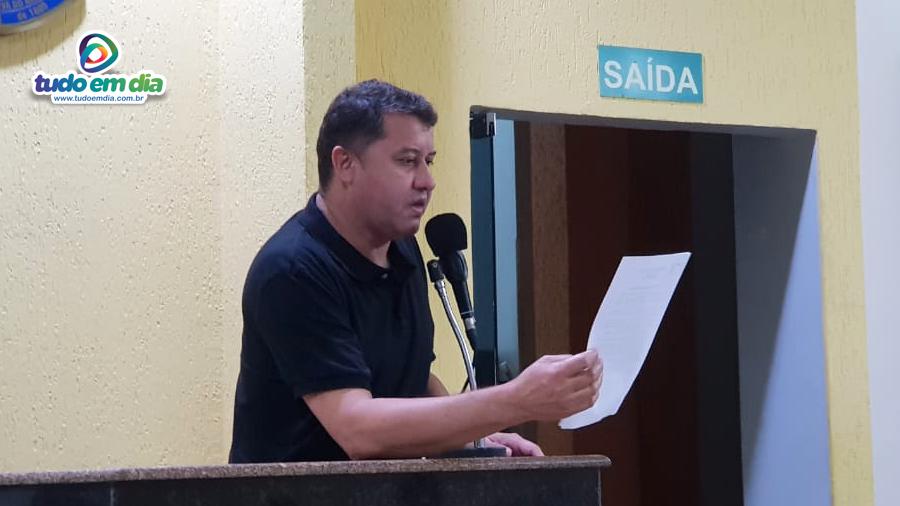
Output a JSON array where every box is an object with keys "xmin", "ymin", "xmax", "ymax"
[{"xmin": 349, "ymin": 113, "xmax": 436, "ymax": 242}]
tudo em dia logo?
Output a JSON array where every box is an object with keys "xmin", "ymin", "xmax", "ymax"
[{"xmin": 32, "ymin": 31, "xmax": 167, "ymax": 105}]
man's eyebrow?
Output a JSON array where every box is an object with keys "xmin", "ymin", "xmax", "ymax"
[{"xmin": 394, "ymin": 148, "xmax": 438, "ymax": 157}]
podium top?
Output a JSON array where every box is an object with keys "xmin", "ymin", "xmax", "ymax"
[{"xmin": 0, "ymin": 455, "xmax": 611, "ymax": 486}]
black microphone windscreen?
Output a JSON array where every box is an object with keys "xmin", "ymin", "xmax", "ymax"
[{"xmin": 425, "ymin": 213, "xmax": 468, "ymax": 256}]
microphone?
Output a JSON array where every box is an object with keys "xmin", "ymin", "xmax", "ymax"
[
  {"xmin": 424, "ymin": 214, "xmax": 477, "ymax": 338},
  {"xmin": 424, "ymin": 219, "xmax": 507, "ymax": 458}
]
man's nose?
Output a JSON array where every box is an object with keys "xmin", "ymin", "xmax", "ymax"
[{"xmin": 415, "ymin": 163, "xmax": 436, "ymax": 192}]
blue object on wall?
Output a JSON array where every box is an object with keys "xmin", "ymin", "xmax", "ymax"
[
  {"xmin": 598, "ymin": 45, "xmax": 704, "ymax": 103},
  {"xmin": 1, "ymin": 0, "xmax": 72, "ymax": 34}
]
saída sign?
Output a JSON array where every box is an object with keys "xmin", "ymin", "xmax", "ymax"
[{"xmin": 598, "ymin": 45, "xmax": 703, "ymax": 104}]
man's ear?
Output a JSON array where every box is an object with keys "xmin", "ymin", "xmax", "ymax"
[{"xmin": 331, "ymin": 146, "xmax": 357, "ymax": 186}]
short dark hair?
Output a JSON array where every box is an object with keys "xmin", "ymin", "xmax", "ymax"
[{"xmin": 316, "ymin": 80, "xmax": 438, "ymax": 190}]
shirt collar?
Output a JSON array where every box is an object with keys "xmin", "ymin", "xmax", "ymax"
[{"xmin": 296, "ymin": 193, "xmax": 417, "ymax": 283}]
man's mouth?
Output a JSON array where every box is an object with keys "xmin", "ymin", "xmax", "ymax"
[{"xmin": 410, "ymin": 199, "xmax": 428, "ymax": 214}]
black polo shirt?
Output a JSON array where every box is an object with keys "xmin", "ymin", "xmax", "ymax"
[{"xmin": 229, "ymin": 195, "xmax": 435, "ymax": 463}]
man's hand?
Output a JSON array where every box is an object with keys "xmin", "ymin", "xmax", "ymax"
[
  {"xmin": 507, "ymin": 350, "xmax": 603, "ymax": 422},
  {"xmin": 485, "ymin": 432, "xmax": 544, "ymax": 457}
]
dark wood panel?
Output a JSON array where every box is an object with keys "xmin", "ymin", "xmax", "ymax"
[
  {"xmin": 520, "ymin": 123, "xmax": 741, "ymax": 506},
  {"xmin": 625, "ymin": 129, "xmax": 699, "ymax": 506},
  {"xmin": 566, "ymin": 125, "xmax": 645, "ymax": 506},
  {"xmin": 516, "ymin": 121, "xmax": 575, "ymax": 455}
]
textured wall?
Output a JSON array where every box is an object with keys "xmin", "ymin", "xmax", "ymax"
[
  {"xmin": 356, "ymin": 1, "xmax": 871, "ymax": 504},
  {"xmin": 0, "ymin": 0, "xmax": 307, "ymax": 471},
  {"xmin": 215, "ymin": 0, "xmax": 309, "ymax": 461},
  {"xmin": 301, "ymin": 0, "xmax": 356, "ymax": 197}
]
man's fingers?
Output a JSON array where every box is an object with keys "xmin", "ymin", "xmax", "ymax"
[
  {"xmin": 516, "ymin": 439, "xmax": 545, "ymax": 457},
  {"xmin": 562, "ymin": 359, "xmax": 603, "ymax": 411},
  {"xmin": 562, "ymin": 368, "xmax": 596, "ymax": 392},
  {"xmin": 483, "ymin": 438, "xmax": 513, "ymax": 457},
  {"xmin": 540, "ymin": 354, "xmax": 572, "ymax": 363},
  {"xmin": 488, "ymin": 432, "xmax": 545, "ymax": 457},
  {"xmin": 562, "ymin": 388, "xmax": 595, "ymax": 415},
  {"xmin": 559, "ymin": 374, "xmax": 601, "ymax": 408},
  {"xmin": 558, "ymin": 350, "xmax": 599, "ymax": 376}
]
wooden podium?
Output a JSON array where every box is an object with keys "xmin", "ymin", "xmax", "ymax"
[{"xmin": 0, "ymin": 455, "xmax": 610, "ymax": 505}]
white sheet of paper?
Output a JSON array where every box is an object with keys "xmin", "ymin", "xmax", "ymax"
[{"xmin": 559, "ymin": 252, "xmax": 691, "ymax": 430}]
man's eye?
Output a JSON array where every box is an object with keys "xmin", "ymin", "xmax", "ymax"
[
  {"xmin": 399, "ymin": 158, "xmax": 416, "ymax": 166},
  {"xmin": 426, "ymin": 159, "xmax": 435, "ymax": 166}
]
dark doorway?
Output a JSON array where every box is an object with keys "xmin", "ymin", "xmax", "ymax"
[{"xmin": 478, "ymin": 119, "xmax": 745, "ymax": 506}]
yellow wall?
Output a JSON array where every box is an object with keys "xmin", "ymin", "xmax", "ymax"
[
  {"xmin": 301, "ymin": 0, "xmax": 357, "ymax": 198},
  {"xmin": 0, "ymin": 0, "xmax": 310, "ymax": 471},
  {"xmin": 356, "ymin": 1, "xmax": 871, "ymax": 504}
]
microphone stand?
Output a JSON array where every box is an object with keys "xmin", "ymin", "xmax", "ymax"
[
  {"xmin": 427, "ymin": 260, "xmax": 506, "ymax": 458},
  {"xmin": 428, "ymin": 261, "xmax": 479, "ymax": 397}
]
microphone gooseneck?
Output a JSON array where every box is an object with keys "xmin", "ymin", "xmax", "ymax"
[{"xmin": 426, "ymin": 260, "xmax": 482, "ymax": 449}]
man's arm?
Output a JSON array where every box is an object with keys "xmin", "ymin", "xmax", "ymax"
[
  {"xmin": 424, "ymin": 372, "xmax": 544, "ymax": 456},
  {"xmin": 426, "ymin": 373, "xmax": 450, "ymax": 397},
  {"xmin": 304, "ymin": 350, "xmax": 602, "ymax": 460}
]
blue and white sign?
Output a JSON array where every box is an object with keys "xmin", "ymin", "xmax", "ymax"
[
  {"xmin": 1, "ymin": 0, "xmax": 71, "ymax": 35},
  {"xmin": 599, "ymin": 45, "xmax": 703, "ymax": 104}
]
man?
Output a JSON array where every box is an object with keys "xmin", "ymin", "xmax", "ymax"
[{"xmin": 229, "ymin": 80, "xmax": 602, "ymax": 463}]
